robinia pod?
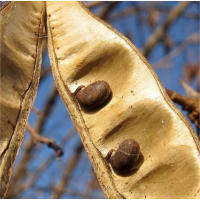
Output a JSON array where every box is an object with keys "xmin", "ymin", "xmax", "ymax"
[
  {"xmin": 0, "ymin": 2, "xmax": 45, "ymax": 198},
  {"xmin": 47, "ymin": 2, "xmax": 200, "ymax": 199}
]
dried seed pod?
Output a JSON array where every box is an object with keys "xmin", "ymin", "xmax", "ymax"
[
  {"xmin": 75, "ymin": 81, "xmax": 111, "ymax": 109},
  {"xmin": 106, "ymin": 139, "xmax": 140, "ymax": 172}
]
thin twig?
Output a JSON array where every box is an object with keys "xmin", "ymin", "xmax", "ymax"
[
  {"xmin": 110, "ymin": 3, "xmax": 199, "ymax": 22},
  {"xmin": 83, "ymin": 170, "xmax": 104, "ymax": 198},
  {"xmin": 40, "ymin": 67, "xmax": 51, "ymax": 81},
  {"xmin": 166, "ymin": 88, "xmax": 200, "ymax": 136},
  {"xmin": 32, "ymin": 106, "xmax": 41, "ymax": 115},
  {"xmin": 35, "ymin": 85, "xmax": 58, "ymax": 133},
  {"xmin": 166, "ymin": 89, "xmax": 198, "ymax": 112},
  {"xmin": 51, "ymin": 143, "xmax": 84, "ymax": 199},
  {"xmin": 142, "ymin": 1, "xmax": 191, "ymax": 57},
  {"xmin": 154, "ymin": 31, "xmax": 199, "ymax": 68},
  {"xmin": 26, "ymin": 123, "xmax": 63, "ymax": 158},
  {"xmin": 31, "ymin": 186, "xmax": 105, "ymax": 199},
  {"xmin": 7, "ymin": 126, "xmax": 77, "ymax": 198},
  {"xmin": 7, "ymin": 85, "xmax": 59, "ymax": 198},
  {"xmin": 0, "ymin": 1, "xmax": 10, "ymax": 11},
  {"xmin": 98, "ymin": 1, "xmax": 119, "ymax": 21},
  {"xmin": 85, "ymin": 1, "xmax": 106, "ymax": 9}
]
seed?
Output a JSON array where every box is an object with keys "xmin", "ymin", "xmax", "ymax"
[
  {"xmin": 75, "ymin": 81, "xmax": 111, "ymax": 109},
  {"xmin": 106, "ymin": 139, "xmax": 140, "ymax": 172}
]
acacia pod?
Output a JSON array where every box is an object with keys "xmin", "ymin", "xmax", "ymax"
[
  {"xmin": 76, "ymin": 81, "xmax": 111, "ymax": 109},
  {"xmin": 107, "ymin": 139, "xmax": 140, "ymax": 172}
]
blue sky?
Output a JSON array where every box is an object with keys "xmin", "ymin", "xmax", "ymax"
[{"xmin": 10, "ymin": 2, "xmax": 199, "ymax": 198}]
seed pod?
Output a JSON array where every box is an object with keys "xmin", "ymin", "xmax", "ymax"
[
  {"xmin": 106, "ymin": 139, "xmax": 140, "ymax": 172},
  {"xmin": 75, "ymin": 81, "xmax": 111, "ymax": 109}
]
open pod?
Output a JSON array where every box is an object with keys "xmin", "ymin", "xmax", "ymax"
[
  {"xmin": 47, "ymin": 2, "xmax": 200, "ymax": 198},
  {"xmin": 0, "ymin": 2, "xmax": 45, "ymax": 198}
]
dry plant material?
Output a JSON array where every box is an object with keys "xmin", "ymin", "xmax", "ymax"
[
  {"xmin": 1, "ymin": 2, "xmax": 200, "ymax": 199},
  {"xmin": 85, "ymin": 1, "xmax": 106, "ymax": 9},
  {"xmin": 166, "ymin": 87, "xmax": 200, "ymax": 135},
  {"xmin": 153, "ymin": 31, "xmax": 199, "ymax": 68},
  {"xmin": 0, "ymin": 1, "xmax": 10, "ymax": 11},
  {"xmin": 7, "ymin": 126, "xmax": 76, "ymax": 198},
  {"xmin": 46, "ymin": 2, "xmax": 200, "ymax": 199},
  {"xmin": 106, "ymin": 139, "xmax": 141, "ymax": 173},
  {"xmin": 0, "ymin": 2, "xmax": 45, "ymax": 198},
  {"xmin": 183, "ymin": 64, "xmax": 200, "ymax": 91},
  {"xmin": 6, "ymin": 85, "xmax": 59, "ymax": 198},
  {"xmin": 26, "ymin": 124, "xmax": 63, "ymax": 158},
  {"xmin": 180, "ymin": 78, "xmax": 200, "ymax": 99},
  {"xmin": 51, "ymin": 143, "xmax": 84, "ymax": 199},
  {"xmin": 154, "ymin": 31, "xmax": 199, "ymax": 68},
  {"xmin": 147, "ymin": 8, "xmax": 159, "ymax": 28},
  {"xmin": 143, "ymin": 1, "xmax": 191, "ymax": 57},
  {"xmin": 183, "ymin": 64, "xmax": 199, "ymax": 82},
  {"xmin": 75, "ymin": 81, "xmax": 111, "ymax": 109},
  {"xmin": 32, "ymin": 106, "xmax": 41, "ymax": 116},
  {"xmin": 98, "ymin": 1, "xmax": 119, "ymax": 21}
]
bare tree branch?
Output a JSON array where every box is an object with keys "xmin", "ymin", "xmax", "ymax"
[
  {"xmin": 7, "ymin": 126, "xmax": 77, "ymax": 198},
  {"xmin": 110, "ymin": 3, "xmax": 199, "ymax": 22},
  {"xmin": 5, "ymin": 2, "xmax": 199, "ymax": 199},
  {"xmin": 98, "ymin": 1, "xmax": 119, "ymax": 21},
  {"xmin": 154, "ymin": 31, "xmax": 199, "ymax": 68},
  {"xmin": 0, "ymin": 1, "xmax": 10, "ymax": 11},
  {"xmin": 26, "ymin": 123, "xmax": 63, "ymax": 158},
  {"xmin": 51, "ymin": 143, "xmax": 84, "ymax": 199},
  {"xmin": 142, "ymin": 1, "xmax": 191, "ymax": 57},
  {"xmin": 40, "ymin": 67, "xmax": 51, "ymax": 81},
  {"xmin": 85, "ymin": 1, "xmax": 106, "ymax": 9},
  {"xmin": 166, "ymin": 89, "xmax": 199, "ymax": 112},
  {"xmin": 7, "ymin": 85, "xmax": 59, "ymax": 198},
  {"xmin": 34, "ymin": 85, "xmax": 58, "ymax": 133},
  {"xmin": 30, "ymin": 185, "xmax": 105, "ymax": 199},
  {"xmin": 32, "ymin": 106, "xmax": 41, "ymax": 116},
  {"xmin": 166, "ymin": 88, "xmax": 200, "ymax": 136}
]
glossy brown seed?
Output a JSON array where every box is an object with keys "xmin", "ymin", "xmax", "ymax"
[
  {"xmin": 106, "ymin": 139, "xmax": 140, "ymax": 172},
  {"xmin": 75, "ymin": 81, "xmax": 111, "ymax": 109}
]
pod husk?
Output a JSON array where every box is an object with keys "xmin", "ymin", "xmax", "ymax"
[
  {"xmin": 45, "ymin": 2, "xmax": 200, "ymax": 198},
  {"xmin": 0, "ymin": 2, "xmax": 45, "ymax": 198}
]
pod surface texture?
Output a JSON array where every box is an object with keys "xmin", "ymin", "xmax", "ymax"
[
  {"xmin": 0, "ymin": 2, "xmax": 44, "ymax": 198},
  {"xmin": 46, "ymin": 2, "xmax": 200, "ymax": 199},
  {"xmin": 0, "ymin": 2, "xmax": 199, "ymax": 199}
]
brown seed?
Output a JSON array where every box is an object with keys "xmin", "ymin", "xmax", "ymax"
[
  {"xmin": 106, "ymin": 139, "xmax": 140, "ymax": 172},
  {"xmin": 75, "ymin": 81, "xmax": 111, "ymax": 109}
]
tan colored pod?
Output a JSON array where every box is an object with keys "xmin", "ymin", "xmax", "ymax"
[
  {"xmin": 46, "ymin": 2, "xmax": 200, "ymax": 199},
  {"xmin": 0, "ymin": 2, "xmax": 45, "ymax": 198}
]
